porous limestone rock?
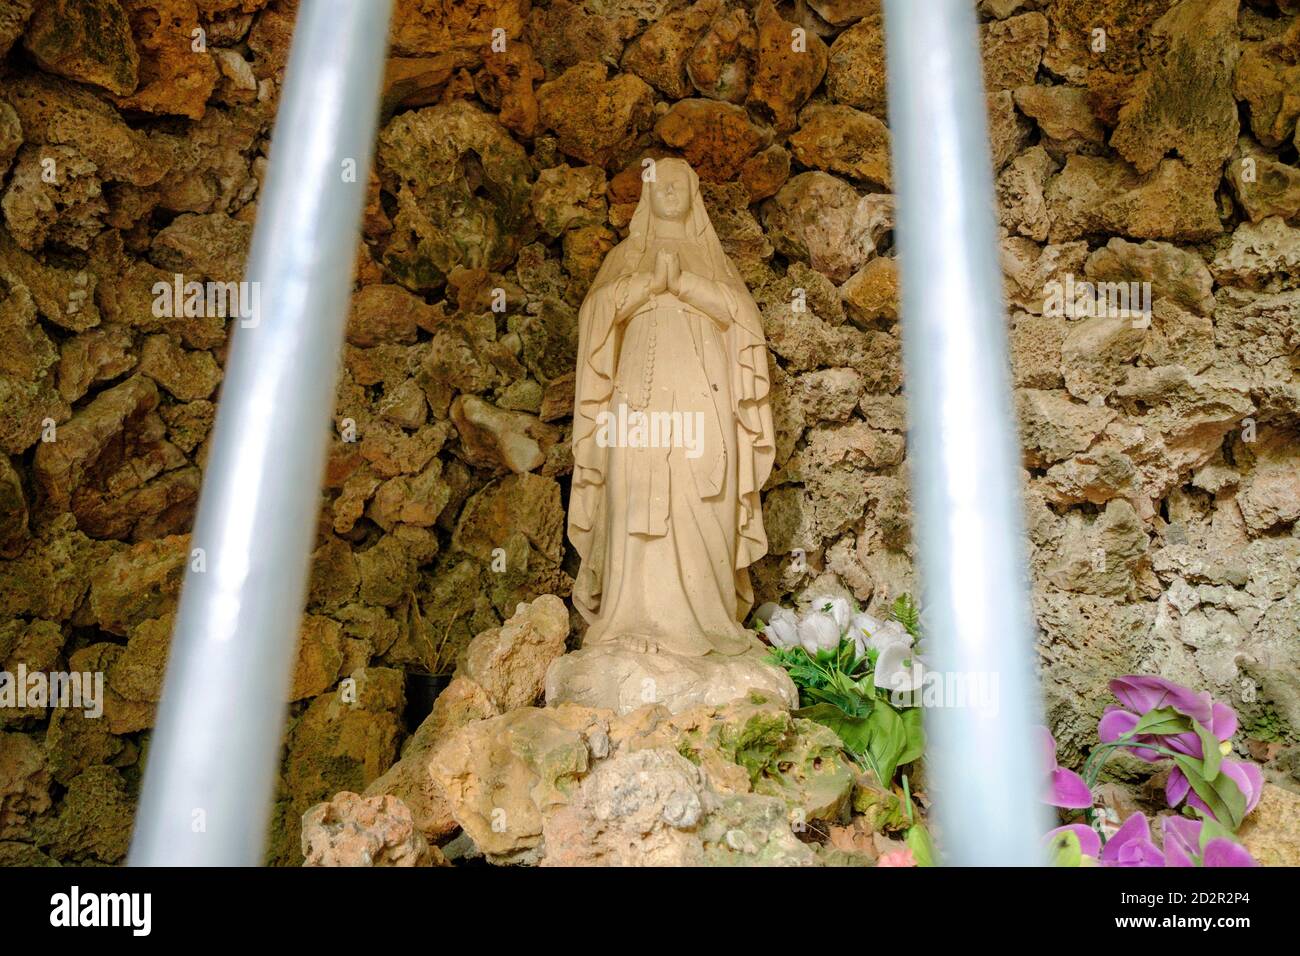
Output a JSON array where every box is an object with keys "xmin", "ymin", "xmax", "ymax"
[
  {"xmin": 537, "ymin": 62, "xmax": 655, "ymax": 167},
  {"xmin": 762, "ymin": 172, "xmax": 892, "ymax": 282},
  {"xmin": 687, "ymin": 3, "xmax": 756, "ymax": 103},
  {"xmin": 112, "ymin": 0, "xmax": 220, "ymax": 119},
  {"xmin": 22, "ymin": 0, "xmax": 139, "ymax": 96},
  {"xmin": 1046, "ymin": 156, "xmax": 1222, "ymax": 242},
  {"xmin": 426, "ymin": 696, "xmax": 853, "ymax": 866},
  {"xmin": 33, "ymin": 765, "xmax": 134, "ymax": 864},
  {"xmin": 747, "ymin": 0, "xmax": 828, "ymax": 133},
  {"xmin": 1108, "ymin": 0, "xmax": 1240, "ymax": 177},
  {"xmin": 377, "ymin": 100, "xmax": 533, "ymax": 290},
  {"xmin": 788, "ymin": 103, "xmax": 890, "ymax": 188},
  {"xmin": 364, "ymin": 595, "xmax": 570, "ymax": 843},
  {"xmin": 301, "ymin": 792, "xmax": 440, "ymax": 867},
  {"xmin": 0, "ymin": 731, "xmax": 51, "ymax": 838},
  {"xmin": 825, "ymin": 10, "xmax": 885, "ymax": 116},
  {"xmin": 1239, "ymin": 782, "xmax": 1300, "ymax": 866},
  {"xmin": 654, "ymin": 99, "xmax": 767, "ymax": 182}
]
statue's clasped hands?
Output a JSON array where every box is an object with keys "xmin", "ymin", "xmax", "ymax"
[{"xmin": 653, "ymin": 249, "xmax": 682, "ymax": 297}]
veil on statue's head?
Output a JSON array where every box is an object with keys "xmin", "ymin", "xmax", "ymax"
[{"xmin": 593, "ymin": 157, "xmax": 739, "ymax": 288}]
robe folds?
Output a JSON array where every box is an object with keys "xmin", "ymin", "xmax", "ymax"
[{"xmin": 568, "ymin": 165, "xmax": 776, "ymax": 657}]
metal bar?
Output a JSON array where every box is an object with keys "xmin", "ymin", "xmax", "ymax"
[
  {"xmin": 882, "ymin": 0, "xmax": 1052, "ymax": 865},
  {"xmin": 130, "ymin": 0, "xmax": 394, "ymax": 866}
]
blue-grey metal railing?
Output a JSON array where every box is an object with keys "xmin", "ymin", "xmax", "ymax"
[
  {"xmin": 883, "ymin": 0, "xmax": 1051, "ymax": 864},
  {"xmin": 130, "ymin": 0, "xmax": 395, "ymax": 866}
]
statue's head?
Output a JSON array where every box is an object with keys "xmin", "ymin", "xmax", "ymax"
[{"xmin": 648, "ymin": 159, "xmax": 692, "ymax": 223}]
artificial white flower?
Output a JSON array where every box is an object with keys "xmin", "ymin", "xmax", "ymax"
[
  {"xmin": 764, "ymin": 607, "xmax": 800, "ymax": 650},
  {"xmin": 850, "ymin": 613, "xmax": 913, "ymax": 657},
  {"xmin": 876, "ymin": 642, "xmax": 926, "ymax": 693},
  {"xmin": 848, "ymin": 612, "xmax": 882, "ymax": 657},
  {"xmin": 797, "ymin": 611, "xmax": 841, "ymax": 654},
  {"xmin": 809, "ymin": 595, "xmax": 852, "ymax": 634}
]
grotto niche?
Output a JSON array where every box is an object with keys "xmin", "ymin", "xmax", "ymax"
[{"xmin": 0, "ymin": 0, "xmax": 1297, "ymax": 875}]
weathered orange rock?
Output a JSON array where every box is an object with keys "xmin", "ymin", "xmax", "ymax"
[
  {"xmin": 537, "ymin": 62, "xmax": 655, "ymax": 167},
  {"xmin": 840, "ymin": 255, "xmax": 898, "ymax": 325},
  {"xmin": 622, "ymin": 0, "xmax": 718, "ymax": 99},
  {"xmin": 747, "ymin": 0, "xmax": 827, "ymax": 133},
  {"xmin": 1110, "ymin": 0, "xmax": 1239, "ymax": 176},
  {"xmin": 789, "ymin": 103, "xmax": 890, "ymax": 188},
  {"xmin": 475, "ymin": 42, "xmax": 544, "ymax": 139},
  {"xmin": 137, "ymin": 334, "xmax": 221, "ymax": 401},
  {"xmin": 655, "ymin": 99, "xmax": 767, "ymax": 182},
  {"xmin": 687, "ymin": 3, "xmax": 756, "ymax": 103},
  {"xmin": 347, "ymin": 285, "xmax": 429, "ymax": 347},
  {"xmin": 740, "ymin": 143, "xmax": 790, "ymax": 202},
  {"xmin": 980, "ymin": 11, "xmax": 1047, "ymax": 91},
  {"xmin": 23, "ymin": 0, "xmax": 139, "ymax": 96},
  {"xmin": 112, "ymin": 0, "xmax": 220, "ymax": 120},
  {"xmin": 825, "ymin": 9, "xmax": 885, "ymax": 118},
  {"xmin": 389, "ymin": 0, "xmax": 529, "ymax": 58},
  {"xmin": 1234, "ymin": 18, "xmax": 1300, "ymax": 149}
]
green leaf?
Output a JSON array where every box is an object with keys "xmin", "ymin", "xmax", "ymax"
[
  {"xmin": 905, "ymin": 823, "xmax": 935, "ymax": 867},
  {"xmin": 1193, "ymin": 719, "xmax": 1221, "ymax": 781},
  {"xmin": 891, "ymin": 593, "xmax": 921, "ymax": 639},
  {"xmin": 1193, "ymin": 809, "xmax": 1241, "ymax": 851},
  {"xmin": 898, "ymin": 707, "xmax": 926, "ymax": 768},
  {"xmin": 1131, "ymin": 706, "xmax": 1193, "ymax": 737},
  {"xmin": 795, "ymin": 702, "xmax": 874, "ymax": 754},
  {"xmin": 864, "ymin": 703, "xmax": 909, "ymax": 784},
  {"xmin": 1173, "ymin": 756, "xmax": 1248, "ymax": 829}
]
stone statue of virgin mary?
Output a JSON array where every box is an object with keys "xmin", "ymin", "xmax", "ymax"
[{"xmin": 545, "ymin": 158, "xmax": 798, "ymax": 714}]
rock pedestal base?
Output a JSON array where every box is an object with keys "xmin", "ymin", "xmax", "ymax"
[{"xmin": 544, "ymin": 640, "xmax": 798, "ymax": 715}]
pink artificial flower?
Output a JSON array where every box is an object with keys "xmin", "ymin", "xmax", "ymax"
[
  {"xmin": 1037, "ymin": 726, "xmax": 1092, "ymax": 809},
  {"xmin": 876, "ymin": 847, "xmax": 917, "ymax": 867}
]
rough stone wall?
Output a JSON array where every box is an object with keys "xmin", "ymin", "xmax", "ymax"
[{"xmin": 0, "ymin": 0, "xmax": 1297, "ymax": 866}]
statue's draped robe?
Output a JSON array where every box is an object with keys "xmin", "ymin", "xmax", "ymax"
[{"xmin": 569, "ymin": 170, "xmax": 776, "ymax": 657}]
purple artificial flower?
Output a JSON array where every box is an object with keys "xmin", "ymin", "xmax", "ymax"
[
  {"xmin": 1038, "ymin": 726, "xmax": 1092, "ymax": 809},
  {"xmin": 1099, "ymin": 699, "xmax": 1238, "ymax": 762},
  {"xmin": 1098, "ymin": 676, "xmax": 1261, "ymax": 824},
  {"xmin": 1201, "ymin": 838, "xmax": 1259, "ymax": 867},
  {"xmin": 1167, "ymin": 758, "xmax": 1264, "ymax": 820},
  {"xmin": 1161, "ymin": 815, "xmax": 1258, "ymax": 867},
  {"xmin": 1098, "ymin": 707, "xmax": 1165, "ymax": 762},
  {"xmin": 1161, "ymin": 816, "xmax": 1202, "ymax": 867},
  {"xmin": 1109, "ymin": 676, "xmax": 1214, "ymax": 725},
  {"xmin": 1100, "ymin": 813, "xmax": 1165, "ymax": 867}
]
